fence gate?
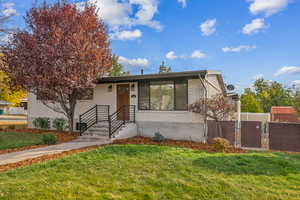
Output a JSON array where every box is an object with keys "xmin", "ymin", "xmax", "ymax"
[
  {"xmin": 241, "ymin": 121, "xmax": 262, "ymax": 148},
  {"xmin": 269, "ymin": 122, "xmax": 300, "ymax": 152}
]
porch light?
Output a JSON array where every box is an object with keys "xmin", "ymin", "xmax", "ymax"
[
  {"xmin": 108, "ymin": 85, "xmax": 113, "ymax": 92},
  {"xmin": 131, "ymin": 84, "xmax": 135, "ymax": 92}
]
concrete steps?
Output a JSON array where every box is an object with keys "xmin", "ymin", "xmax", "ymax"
[
  {"xmin": 77, "ymin": 122, "xmax": 109, "ymax": 142},
  {"xmin": 77, "ymin": 121, "xmax": 128, "ymax": 142}
]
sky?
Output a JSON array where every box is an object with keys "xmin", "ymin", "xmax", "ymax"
[{"xmin": 1, "ymin": 0, "xmax": 300, "ymax": 93}]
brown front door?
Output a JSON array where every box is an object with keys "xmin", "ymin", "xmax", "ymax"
[{"xmin": 117, "ymin": 84, "xmax": 130, "ymax": 120}]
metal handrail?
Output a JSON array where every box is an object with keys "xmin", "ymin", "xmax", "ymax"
[
  {"xmin": 79, "ymin": 104, "xmax": 135, "ymax": 137},
  {"xmin": 108, "ymin": 105, "xmax": 136, "ymax": 138},
  {"xmin": 79, "ymin": 105, "xmax": 110, "ymax": 135}
]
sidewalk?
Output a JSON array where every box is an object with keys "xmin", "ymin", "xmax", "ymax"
[{"xmin": 0, "ymin": 140, "xmax": 111, "ymax": 166}]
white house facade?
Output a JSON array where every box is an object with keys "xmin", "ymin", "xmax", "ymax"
[{"xmin": 28, "ymin": 70, "xmax": 226, "ymax": 142}]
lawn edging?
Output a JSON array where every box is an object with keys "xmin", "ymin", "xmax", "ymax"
[
  {"xmin": 0, "ymin": 128, "xmax": 79, "ymax": 155},
  {"xmin": 0, "ymin": 136, "xmax": 246, "ymax": 173}
]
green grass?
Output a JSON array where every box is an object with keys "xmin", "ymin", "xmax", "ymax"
[
  {"xmin": 0, "ymin": 132, "xmax": 44, "ymax": 150},
  {"xmin": 1, "ymin": 145, "xmax": 300, "ymax": 200}
]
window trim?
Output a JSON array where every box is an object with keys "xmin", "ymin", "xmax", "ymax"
[{"xmin": 138, "ymin": 79, "xmax": 188, "ymax": 111}]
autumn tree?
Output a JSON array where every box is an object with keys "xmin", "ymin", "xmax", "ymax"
[
  {"xmin": 292, "ymin": 90, "xmax": 300, "ymax": 118},
  {"xmin": 0, "ymin": 2, "xmax": 112, "ymax": 130},
  {"xmin": 253, "ymin": 78, "xmax": 292, "ymax": 112},
  {"xmin": 240, "ymin": 88, "xmax": 263, "ymax": 113},
  {"xmin": 189, "ymin": 94, "xmax": 235, "ymax": 137},
  {"xmin": 240, "ymin": 78, "xmax": 293, "ymax": 113},
  {"xmin": 0, "ymin": 71, "xmax": 26, "ymax": 106}
]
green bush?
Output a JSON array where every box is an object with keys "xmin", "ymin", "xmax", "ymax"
[
  {"xmin": 52, "ymin": 118, "xmax": 67, "ymax": 131},
  {"xmin": 152, "ymin": 132, "xmax": 165, "ymax": 142},
  {"xmin": 42, "ymin": 134, "xmax": 56, "ymax": 145},
  {"xmin": 33, "ymin": 117, "xmax": 50, "ymax": 129}
]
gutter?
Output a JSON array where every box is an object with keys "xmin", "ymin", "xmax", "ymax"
[{"xmin": 198, "ymin": 73, "xmax": 208, "ymax": 139}]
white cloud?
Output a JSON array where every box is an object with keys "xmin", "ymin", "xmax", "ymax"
[
  {"xmin": 292, "ymin": 80, "xmax": 300, "ymax": 88},
  {"xmin": 200, "ymin": 19, "xmax": 216, "ymax": 36},
  {"xmin": 111, "ymin": 29, "xmax": 142, "ymax": 40},
  {"xmin": 275, "ymin": 66, "xmax": 300, "ymax": 76},
  {"xmin": 166, "ymin": 51, "xmax": 178, "ymax": 60},
  {"xmin": 0, "ymin": 34, "xmax": 10, "ymax": 43},
  {"xmin": 242, "ymin": 18, "xmax": 266, "ymax": 35},
  {"xmin": 118, "ymin": 56, "xmax": 149, "ymax": 67},
  {"xmin": 248, "ymin": 0, "xmax": 290, "ymax": 17},
  {"xmin": 80, "ymin": 0, "xmax": 162, "ymax": 32},
  {"xmin": 2, "ymin": 2, "xmax": 16, "ymax": 17},
  {"xmin": 222, "ymin": 45, "xmax": 257, "ymax": 53},
  {"xmin": 177, "ymin": 0, "xmax": 187, "ymax": 8},
  {"xmin": 191, "ymin": 50, "xmax": 206, "ymax": 59}
]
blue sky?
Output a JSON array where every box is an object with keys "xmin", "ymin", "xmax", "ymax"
[{"xmin": 1, "ymin": 0, "xmax": 300, "ymax": 92}]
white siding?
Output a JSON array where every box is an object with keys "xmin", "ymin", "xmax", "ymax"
[{"xmin": 28, "ymin": 74, "xmax": 223, "ymax": 128}]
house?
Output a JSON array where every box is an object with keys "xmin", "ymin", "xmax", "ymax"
[
  {"xmin": 241, "ymin": 112, "xmax": 270, "ymax": 122},
  {"xmin": 271, "ymin": 106, "xmax": 299, "ymax": 123},
  {"xmin": 0, "ymin": 100, "xmax": 10, "ymax": 115},
  {"xmin": 28, "ymin": 70, "xmax": 228, "ymax": 142}
]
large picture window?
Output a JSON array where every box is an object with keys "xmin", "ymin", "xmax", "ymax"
[{"xmin": 138, "ymin": 79, "xmax": 188, "ymax": 111}]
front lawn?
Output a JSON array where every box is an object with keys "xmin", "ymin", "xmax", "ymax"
[
  {"xmin": 0, "ymin": 145, "xmax": 300, "ymax": 199},
  {"xmin": 0, "ymin": 132, "xmax": 45, "ymax": 150}
]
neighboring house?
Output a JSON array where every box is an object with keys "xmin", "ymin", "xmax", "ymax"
[
  {"xmin": 7, "ymin": 98, "xmax": 28, "ymax": 115},
  {"xmin": 28, "ymin": 70, "xmax": 228, "ymax": 142},
  {"xmin": 0, "ymin": 100, "xmax": 10, "ymax": 114},
  {"xmin": 271, "ymin": 106, "xmax": 299, "ymax": 123},
  {"xmin": 241, "ymin": 112, "xmax": 270, "ymax": 123}
]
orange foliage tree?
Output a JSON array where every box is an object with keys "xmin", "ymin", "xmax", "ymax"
[{"xmin": 0, "ymin": 2, "xmax": 112, "ymax": 130}]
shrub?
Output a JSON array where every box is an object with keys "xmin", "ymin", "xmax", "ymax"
[
  {"xmin": 8, "ymin": 125, "xmax": 16, "ymax": 130},
  {"xmin": 42, "ymin": 134, "xmax": 56, "ymax": 145},
  {"xmin": 152, "ymin": 132, "xmax": 165, "ymax": 142},
  {"xmin": 212, "ymin": 137, "xmax": 231, "ymax": 151},
  {"xmin": 33, "ymin": 117, "xmax": 50, "ymax": 129},
  {"xmin": 52, "ymin": 118, "xmax": 67, "ymax": 131}
]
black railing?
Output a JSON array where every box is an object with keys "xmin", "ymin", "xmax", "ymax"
[
  {"xmin": 79, "ymin": 105, "xmax": 110, "ymax": 135},
  {"xmin": 108, "ymin": 105, "xmax": 136, "ymax": 138}
]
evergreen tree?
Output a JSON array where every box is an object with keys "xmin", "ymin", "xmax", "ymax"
[{"xmin": 159, "ymin": 61, "xmax": 171, "ymax": 73}]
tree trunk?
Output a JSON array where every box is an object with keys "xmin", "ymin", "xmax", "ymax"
[
  {"xmin": 67, "ymin": 112, "xmax": 74, "ymax": 132},
  {"xmin": 67, "ymin": 96, "xmax": 76, "ymax": 132},
  {"xmin": 216, "ymin": 121, "xmax": 223, "ymax": 138}
]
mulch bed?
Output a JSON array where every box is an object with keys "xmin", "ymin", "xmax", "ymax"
[
  {"xmin": 0, "ymin": 136, "xmax": 246, "ymax": 173},
  {"xmin": 113, "ymin": 137, "xmax": 247, "ymax": 153},
  {"xmin": 0, "ymin": 128, "xmax": 79, "ymax": 155}
]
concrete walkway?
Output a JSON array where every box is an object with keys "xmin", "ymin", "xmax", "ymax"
[{"xmin": 0, "ymin": 140, "xmax": 112, "ymax": 166}]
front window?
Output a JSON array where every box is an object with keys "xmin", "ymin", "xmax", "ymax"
[
  {"xmin": 150, "ymin": 81, "xmax": 174, "ymax": 110},
  {"xmin": 138, "ymin": 79, "xmax": 188, "ymax": 111}
]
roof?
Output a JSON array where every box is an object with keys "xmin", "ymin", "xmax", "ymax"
[
  {"xmin": 97, "ymin": 70, "xmax": 209, "ymax": 84},
  {"xmin": 271, "ymin": 106, "xmax": 296, "ymax": 114}
]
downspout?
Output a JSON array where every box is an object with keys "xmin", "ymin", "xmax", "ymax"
[{"xmin": 198, "ymin": 73, "xmax": 208, "ymax": 141}]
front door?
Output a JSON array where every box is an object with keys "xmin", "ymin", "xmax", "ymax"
[{"xmin": 117, "ymin": 84, "xmax": 130, "ymax": 120}]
